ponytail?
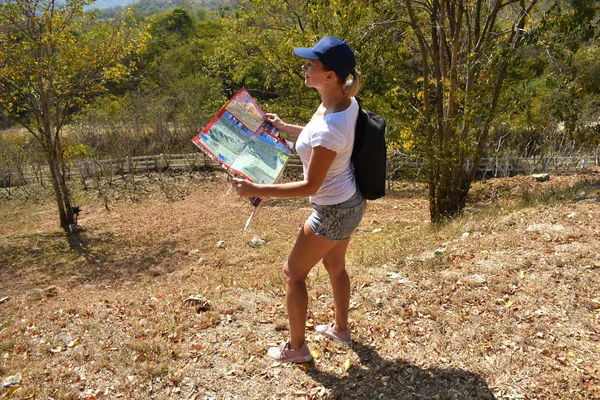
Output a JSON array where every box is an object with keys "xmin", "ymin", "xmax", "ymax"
[{"xmin": 343, "ymin": 69, "xmax": 361, "ymax": 98}]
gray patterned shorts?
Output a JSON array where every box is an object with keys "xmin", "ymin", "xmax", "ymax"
[{"xmin": 307, "ymin": 190, "xmax": 366, "ymax": 241}]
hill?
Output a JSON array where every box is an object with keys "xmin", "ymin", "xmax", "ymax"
[
  {"xmin": 87, "ymin": 0, "xmax": 227, "ymax": 12},
  {"xmin": 0, "ymin": 170, "xmax": 599, "ymax": 398},
  {"xmin": 85, "ymin": 0, "xmax": 137, "ymax": 10}
]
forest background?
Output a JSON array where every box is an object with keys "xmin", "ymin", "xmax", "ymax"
[{"xmin": 0, "ymin": 0, "xmax": 599, "ymax": 227}]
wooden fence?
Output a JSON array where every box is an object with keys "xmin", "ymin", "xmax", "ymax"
[
  {"xmin": 1, "ymin": 151, "xmax": 599, "ymax": 188},
  {"xmin": 387, "ymin": 152, "xmax": 600, "ymax": 179}
]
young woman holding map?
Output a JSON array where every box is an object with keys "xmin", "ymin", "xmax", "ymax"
[{"xmin": 231, "ymin": 36, "xmax": 365, "ymax": 363}]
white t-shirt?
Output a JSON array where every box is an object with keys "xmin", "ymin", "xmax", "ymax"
[{"xmin": 295, "ymin": 97, "xmax": 359, "ymax": 205}]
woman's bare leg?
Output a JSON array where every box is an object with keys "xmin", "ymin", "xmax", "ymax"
[
  {"xmin": 285, "ymin": 222, "xmax": 338, "ymax": 349},
  {"xmin": 322, "ymin": 240, "xmax": 351, "ymax": 331}
]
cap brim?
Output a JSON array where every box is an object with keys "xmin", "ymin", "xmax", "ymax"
[{"xmin": 294, "ymin": 47, "xmax": 319, "ymax": 60}]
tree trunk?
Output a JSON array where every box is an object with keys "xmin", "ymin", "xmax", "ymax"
[
  {"xmin": 421, "ymin": 0, "xmax": 537, "ymax": 222},
  {"xmin": 430, "ymin": 161, "xmax": 471, "ymax": 222},
  {"xmin": 46, "ymin": 141, "xmax": 75, "ymax": 232}
]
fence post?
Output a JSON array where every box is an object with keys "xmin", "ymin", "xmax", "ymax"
[{"xmin": 156, "ymin": 154, "xmax": 166, "ymax": 171}]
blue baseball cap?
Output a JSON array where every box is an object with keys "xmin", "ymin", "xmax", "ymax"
[{"xmin": 294, "ymin": 36, "xmax": 356, "ymax": 80}]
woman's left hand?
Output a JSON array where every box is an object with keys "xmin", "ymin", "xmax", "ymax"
[{"xmin": 231, "ymin": 178, "xmax": 258, "ymax": 198}]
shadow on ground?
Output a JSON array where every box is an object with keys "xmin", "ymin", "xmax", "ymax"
[
  {"xmin": 0, "ymin": 229, "xmax": 182, "ymax": 294},
  {"xmin": 307, "ymin": 342, "xmax": 495, "ymax": 399}
]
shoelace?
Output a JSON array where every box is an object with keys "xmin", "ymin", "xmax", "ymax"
[{"xmin": 282, "ymin": 341, "xmax": 294, "ymax": 356}]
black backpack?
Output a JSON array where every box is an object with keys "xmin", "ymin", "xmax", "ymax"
[{"xmin": 351, "ymin": 105, "xmax": 387, "ymax": 200}]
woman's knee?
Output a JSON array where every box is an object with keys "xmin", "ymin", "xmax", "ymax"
[
  {"xmin": 283, "ymin": 260, "xmax": 307, "ymax": 285},
  {"xmin": 323, "ymin": 258, "xmax": 345, "ymax": 277}
]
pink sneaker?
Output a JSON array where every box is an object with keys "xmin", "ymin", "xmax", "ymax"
[
  {"xmin": 267, "ymin": 341, "xmax": 313, "ymax": 363},
  {"xmin": 315, "ymin": 322, "xmax": 352, "ymax": 345}
]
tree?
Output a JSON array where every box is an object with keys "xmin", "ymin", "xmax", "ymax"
[
  {"xmin": 385, "ymin": 0, "xmax": 541, "ymax": 221},
  {"xmin": 0, "ymin": 0, "xmax": 146, "ymax": 231},
  {"xmin": 371, "ymin": 0, "xmax": 598, "ymax": 221}
]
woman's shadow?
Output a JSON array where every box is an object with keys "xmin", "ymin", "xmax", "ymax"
[{"xmin": 306, "ymin": 341, "xmax": 495, "ymax": 399}]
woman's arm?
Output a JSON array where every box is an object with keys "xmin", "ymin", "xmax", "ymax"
[
  {"xmin": 265, "ymin": 113, "xmax": 304, "ymax": 138},
  {"xmin": 231, "ymin": 146, "xmax": 335, "ymax": 198}
]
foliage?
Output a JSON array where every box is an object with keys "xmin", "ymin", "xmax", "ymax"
[
  {"xmin": 0, "ymin": 1, "xmax": 146, "ymax": 131},
  {"xmin": 0, "ymin": 0, "xmax": 146, "ymax": 229},
  {"xmin": 0, "ymin": 131, "xmax": 45, "ymax": 190},
  {"xmin": 211, "ymin": 0, "xmax": 414, "ymax": 137},
  {"xmin": 1, "ymin": 0, "xmax": 599, "ymax": 226},
  {"xmin": 75, "ymin": 7, "xmax": 225, "ymax": 159},
  {"xmin": 357, "ymin": 0, "xmax": 598, "ymax": 221},
  {"xmin": 488, "ymin": 0, "xmax": 600, "ymax": 158}
]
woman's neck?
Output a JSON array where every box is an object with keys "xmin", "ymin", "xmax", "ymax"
[{"xmin": 319, "ymin": 87, "xmax": 351, "ymax": 114}]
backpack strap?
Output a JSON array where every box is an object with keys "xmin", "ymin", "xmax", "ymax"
[{"xmin": 352, "ymin": 102, "xmax": 367, "ymax": 161}]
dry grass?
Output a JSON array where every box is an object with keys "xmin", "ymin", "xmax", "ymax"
[{"xmin": 1, "ymin": 169, "xmax": 600, "ymax": 399}]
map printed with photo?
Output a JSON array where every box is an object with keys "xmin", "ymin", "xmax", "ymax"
[
  {"xmin": 191, "ymin": 88, "xmax": 293, "ymax": 184},
  {"xmin": 191, "ymin": 88, "xmax": 294, "ymax": 228}
]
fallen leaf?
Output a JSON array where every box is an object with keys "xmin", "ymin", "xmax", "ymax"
[
  {"xmin": 583, "ymin": 265, "xmax": 600, "ymax": 270},
  {"xmin": 310, "ymin": 348, "xmax": 321, "ymax": 359},
  {"xmin": 134, "ymin": 354, "xmax": 146, "ymax": 363},
  {"xmin": 298, "ymin": 363, "xmax": 309, "ymax": 372},
  {"xmin": 342, "ymin": 358, "xmax": 352, "ymax": 371},
  {"xmin": 5, "ymin": 386, "xmax": 22, "ymax": 397},
  {"xmin": 557, "ymin": 356, "xmax": 568, "ymax": 365},
  {"xmin": 585, "ymin": 380, "xmax": 597, "ymax": 391},
  {"xmin": 584, "ymin": 365, "xmax": 595, "ymax": 374}
]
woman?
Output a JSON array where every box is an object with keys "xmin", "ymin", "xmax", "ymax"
[{"xmin": 231, "ymin": 36, "xmax": 365, "ymax": 363}]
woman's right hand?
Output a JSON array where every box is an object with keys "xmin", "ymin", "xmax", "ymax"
[
  {"xmin": 231, "ymin": 178, "xmax": 259, "ymax": 198},
  {"xmin": 265, "ymin": 113, "xmax": 286, "ymax": 132}
]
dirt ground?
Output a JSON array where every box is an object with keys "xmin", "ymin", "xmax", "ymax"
[{"xmin": 1, "ymin": 169, "xmax": 600, "ymax": 399}]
